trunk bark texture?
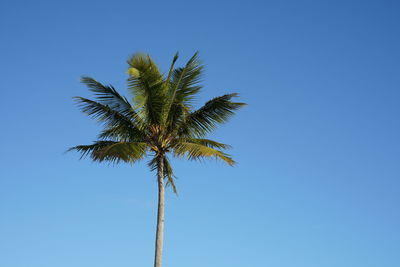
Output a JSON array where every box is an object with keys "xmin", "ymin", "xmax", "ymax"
[{"xmin": 154, "ymin": 156, "xmax": 165, "ymax": 267}]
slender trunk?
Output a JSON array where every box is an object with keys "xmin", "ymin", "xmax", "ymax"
[{"xmin": 154, "ymin": 156, "xmax": 165, "ymax": 267}]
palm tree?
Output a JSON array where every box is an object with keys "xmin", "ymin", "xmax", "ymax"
[{"xmin": 69, "ymin": 52, "xmax": 245, "ymax": 267}]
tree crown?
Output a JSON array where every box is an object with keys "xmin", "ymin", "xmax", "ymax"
[{"xmin": 69, "ymin": 52, "xmax": 246, "ymax": 192}]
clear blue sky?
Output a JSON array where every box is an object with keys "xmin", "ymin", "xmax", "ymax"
[{"xmin": 1, "ymin": 0, "xmax": 399, "ymax": 266}]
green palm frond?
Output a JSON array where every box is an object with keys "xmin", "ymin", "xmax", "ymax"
[
  {"xmin": 165, "ymin": 52, "xmax": 179, "ymax": 85},
  {"xmin": 169, "ymin": 52, "xmax": 203, "ymax": 106},
  {"xmin": 68, "ymin": 140, "xmax": 115, "ymax": 159},
  {"xmin": 164, "ymin": 52, "xmax": 203, "ymax": 129},
  {"xmin": 178, "ymin": 93, "xmax": 246, "ymax": 137},
  {"xmin": 172, "ymin": 141, "xmax": 235, "ymax": 166},
  {"xmin": 73, "ymin": 97, "xmax": 141, "ymax": 130},
  {"xmin": 163, "ymin": 156, "xmax": 177, "ymax": 194},
  {"xmin": 97, "ymin": 125, "xmax": 144, "ymax": 142},
  {"xmin": 81, "ymin": 77, "xmax": 133, "ymax": 115},
  {"xmin": 174, "ymin": 138, "xmax": 231, "ymax": 149},
  {"xmin": 127, "ymin": 54, "xmax": 166, "ymax": 124},
  {"xmin": 69, "ymin": 141, "xmax": 148, "ymax": 164}
]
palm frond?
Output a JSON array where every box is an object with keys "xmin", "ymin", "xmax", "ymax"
[
  {"xmin": 97, "ymin": 125, "xmax": 144, "ymax": 142},
  {"xmin": 163, "ymin": 156, "xmax": 177, "ymax": 194},
  {"xmin": 178, "ymin": 93, "xmax": 246, "ymax": 137},
  {"xmin": 127, "ymin": 53, "xmax": 166, "ymax": 124},
  {"xmin": 148, "ymin": 155, "xmax": 178, "ymax": 194},
  {"xmin": 74, "ymin": 97, "xmax": 143, "ymax": 131},
  {"xmin": 68, "ymin": 141, "xmax": 148, "ymax": 164},
  {"xmin": 174, "ymin": 138, "xmax": 231, "ymax": 149},
  {"xmin": 163, "ymin": 52, "xmax": 203, "ymax": 131},
  {"xmin": 165, "ymin": 52, "xmax": 179, "ymax": 85},
  {"xmin": 169, "ymin": 52, "xmax": 203, "ymax": 106},
  {"xmin": 81, "ymin": 77, "xmax": 133, "ymax": 115},
  {"xmin": 172, "ymin": 142, "xmax": 235, "ymax": 166}
]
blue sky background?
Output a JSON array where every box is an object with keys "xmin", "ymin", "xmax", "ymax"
[{"xmin": 1, "ymin": 0, "xmax": 399, "ymax": 266}]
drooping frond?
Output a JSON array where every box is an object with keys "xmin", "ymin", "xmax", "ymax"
[
  {"xmin": 148, "ymin": 155, "xmax": 178, "ymax": 194},
  {"xmin": 127, "ymin": 53, "xmax": 166, "ymax": 124},
  {"xmin": 178, "ymin": 93, "xmax": 246, "ymax": 137},
  {"xmin": 69, "ymin": 141, "xmax": 148, "ymax": 164},
  {"xmin": 163, "ymin": 156, "xmax": 177, "ymax": 194},
  {"xmin": 172, "ymin": 141, "xmax": 235, "ymax": 166}
]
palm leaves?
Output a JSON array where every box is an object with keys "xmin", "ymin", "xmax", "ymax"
[{"xmin": 69, "ymin": 52, "xmax": 246, "ymax": 191}]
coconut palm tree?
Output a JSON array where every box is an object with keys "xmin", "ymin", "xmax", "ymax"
[{"xmin": 68, "ymin": 52, "xmax": 245, "ymax": 267}]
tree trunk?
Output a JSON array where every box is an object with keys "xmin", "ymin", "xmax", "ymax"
[{"xmin": 154, "ymin": 156, "xmax": 165, "ymax": 267}]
